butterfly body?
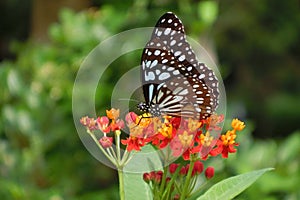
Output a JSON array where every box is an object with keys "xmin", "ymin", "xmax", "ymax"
[{"xmin": 138, "ymin": 12, "xmax": 219, "ymax": 120}]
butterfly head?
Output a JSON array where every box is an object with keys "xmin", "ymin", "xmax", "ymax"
[{"xmin": 137, "ymin": 102, "xmax": 149, "ymax": 112}]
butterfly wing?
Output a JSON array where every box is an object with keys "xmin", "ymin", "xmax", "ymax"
[
  {"xmin": 140, "ymin": 12, "xmax": 219, "ymax": 119},
  {"xmin": 141, "ymin": 38, "xmax": 212, "ymax": 119},
  {"xmin": 153, "ymin": 12, "xmax": 219, "ymax": 110}
]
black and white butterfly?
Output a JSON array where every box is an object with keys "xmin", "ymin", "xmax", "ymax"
[{"xmin": 137, "ymin": 12, "xmax": 219, "ymax": 120}]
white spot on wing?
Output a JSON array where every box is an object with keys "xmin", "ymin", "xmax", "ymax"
[
  {"xmin": 173, "ymin": 70, "xmax": 180, "ymax": 75},
  {"xmin": 154, "ymin": 50, "xmax": 161, "ymax": 56},
  {"xmin": 170, "ymin": 40, "xmax": 176, "ymax": 46},
  {"xmin": 150, "ymin": 60, "xmax": 158, "ymax": 68},
  {"xmin": 174, "ymin": 51, "xmax": 181, "ymax": 56},
  {"xmin": 158, "ymin": 72, "xmax": 170, "ymax": 80},
  {"xmin": 164, "ymin": 28, "xmax": 171, "ymax": 35},
  {"xmin": 178, "ymin": 55, "xmax": 185, "ymax": 61},
  {"xmin": 199, "ymin": 74, "xmax": 205, "ymax": 79},
  {"xmin": 145, "ymin": 71, "xmax": 155, "ymax": 81},
  {"xmin": 162, "ymin": 59, "xmax": 168, "ymax": 64}
]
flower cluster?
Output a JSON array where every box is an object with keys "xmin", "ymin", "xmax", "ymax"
[
  {"xmin": 120, "ymin": 111, "xmax": 244, "ymax": 161},
  {"xmin": 80, "ymin": 108, "xmax": 245, "ymax": 200},
  {"xmin": 80, "ymin": 108, "xmax": 124, "ymax": 148}
]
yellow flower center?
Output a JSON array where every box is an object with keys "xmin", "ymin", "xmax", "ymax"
[
  {"xmin": 188, "ymin": 118, "xmax": 202, "ymax": 132},
  {"xmin": 200, "ymin": 131, "xmax": 214, "ymax": 147},
  {"xmin": 159, "ymin": 123, "xmax": 173, "ymax": 138}
]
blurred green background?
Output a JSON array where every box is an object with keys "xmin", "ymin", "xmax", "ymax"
[{"xmin": 0, "ymin": 0, "xmax": 299, "ymax": 199}]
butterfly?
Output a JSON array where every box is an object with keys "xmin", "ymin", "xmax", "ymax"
[{"xmin": 137, "ymin": 12, "xmax": 219, "ymax": 120}]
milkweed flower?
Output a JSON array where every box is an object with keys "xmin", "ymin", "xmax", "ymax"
[
  {"xmin": 80, "ymin": 109, "xmax": 246, "ymax": 200},
  {"xmin": 210, "ymin": 118, "xmax": 245, "ymax": 158},
  {"xmin": 97, "ymin": 116, "xmax": 110, "ymax": 133}
]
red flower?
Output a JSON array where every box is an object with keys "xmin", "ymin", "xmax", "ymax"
[
  {"xmin": 210, "ymin": 139, "xmax": 239, "ymax": 158},
  {"xmin": 121, "ymin": 136, "xmax": 148, "ymax": 151},
  {"xmin": 170, "ymin": 117, "xmax": 182, "ymax": 129},
  {"xmin": 110, "ymin": 119, "xmax": 125, "ymax": 131}
]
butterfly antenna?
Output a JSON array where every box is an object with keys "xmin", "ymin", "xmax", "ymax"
[{"xmin": 118, "ymin": 98, "xmax": 140, "ymax": 103}]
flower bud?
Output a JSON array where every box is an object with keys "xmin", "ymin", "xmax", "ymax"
[
  {"xmin": 154, "ymin": 171, "xmax": 163, "ymax": 184},
  {"xmin": 143, "ymin": 172, "xmax": 151, "ymax": 183},
  {"xmin": 169, "ymin": 163, "xmax": 179, "ymax": 174},
  {"xmin": 192, "ymin": 161, "xmax": 204, "ymax": 176},
  {"xmin": 179, "ymin": 166, "xmax": 187, "ymax": 176},
  {"xmin": 205, "ymin": 167, "xmax": 214, "ymax": 179},
  {"xmin": 99, "ymin": 136, "xmax": 113, "ymax": 148}
]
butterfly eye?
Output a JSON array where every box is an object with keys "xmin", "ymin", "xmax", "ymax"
[{"xmin": 139, "ymin": 12, "xmax": 219, "ymax": 120}]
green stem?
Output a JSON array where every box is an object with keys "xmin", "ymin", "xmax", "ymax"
[
  {"xmin": 179, "ymin": 160, "xmax": 195, "ymax": 200},
  {"xmin": 115, "ymin": 131, "xmax": 121, "ymax": 163},
  {"xmin": 161, "ymin": 163, "xmax": 183, "ymax": 199},
  {"xmin": 118, "ymin": 168, "xmax": 125, "ymax": 200},
  {"xmin": 159, "ymin": 166, "xmax": 168, "ymax": 198},
  {"xmin": 87, "ymin": 130, "xmax": 117, "ymax": 166}
]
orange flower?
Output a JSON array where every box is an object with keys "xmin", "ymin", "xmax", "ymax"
[
  {"xmin": 221, "ymin": 130, "xmax": 236, "ymax": 146},
  {"xmin": 231, "ymin": 118, "xmax": 245, "ymax": 131},
  {"xmin": 106, "ymin": 108, "xmax": 120, "ymax": 120}
]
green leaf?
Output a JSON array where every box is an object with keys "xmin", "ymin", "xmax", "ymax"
[
  {"xmin": 196, "ymin": 168, "xmax": 274, "ymax": 200},
  {"xmin": 124, "ymin": 172, "xmax": 152, "ymax": 200}
]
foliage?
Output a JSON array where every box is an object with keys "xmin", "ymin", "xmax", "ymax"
[
  {"xmin": 0, "ymin": 8, "xmax": 122, "ymax": 200},
  {"xmin": 0, "ymin": 0, "xmax": 299, "ymax": 199}
]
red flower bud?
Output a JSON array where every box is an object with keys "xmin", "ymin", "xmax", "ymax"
[
  {"xmin": 169, "ymin": 163, "xmax": 179, "ymax": 174},
  {"xmin": 205, "ymin": 167, "xmax": 214, "ymax": 179},
  {"xmin": 143, "ymin": 172, "xmax": 151, "ymax": 183},
  {"xmin": 173, "ymin": 194, "xmax": 180, "ymax": 200},
  {"xmin": 179, "ymin": 166, "xmax": 187, "ymax": 176},
  {"xmin": 192, "ymin": 161, "xmax": 204, "ymax": 176},
  {"xmin": 99, "ymin": 136, "xmax": 113, "ymax": 148},
  {"xmin": 154, "ymin": 171, "xmax": 163, "ymax": 184}
]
